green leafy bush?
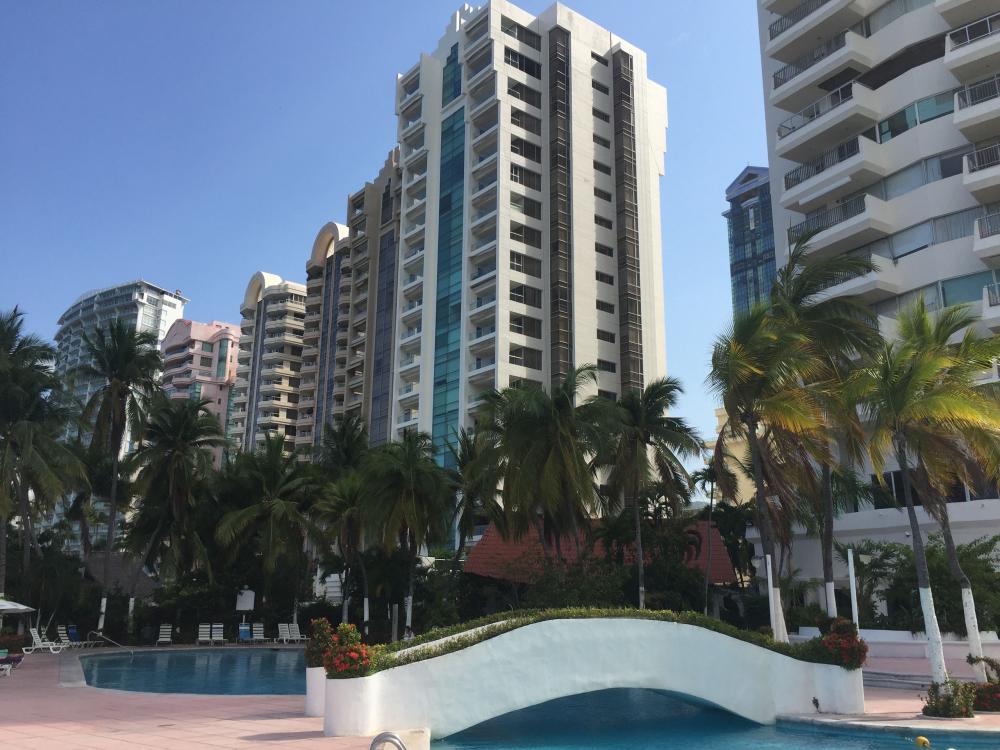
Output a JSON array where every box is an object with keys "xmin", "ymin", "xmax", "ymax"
[
  {"xmin": 305, "ymin": 618, "xmax": 334, "ymax": 668},
  {"xmin": 921, "ymin": 680, "xmax": 976, "ymax": 718}
]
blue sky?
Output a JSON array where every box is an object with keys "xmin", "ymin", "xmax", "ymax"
[{"xmin": 0, "ymin": 0, "xmax": 767, "ymax": 440}]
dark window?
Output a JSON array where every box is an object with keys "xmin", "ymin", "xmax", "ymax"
[
  {"xmin": 510, "ymin": 312, "xmax": 543, "ymax": 338},
  {"xmin": 595, "ymin": 271, "xmax": 614, "ymax": 285},
  {"xmin": 501, "ymin": 16, "xmax": 541, "ymax": 50},
  {"xmin": 591, "ymin": 51, "xmax": 608, "ymax": 66},
  {"xmin": 510, "ymin": 345, "xmax": 543, "ymax": 369},
  {"xmin": 510, "ymin": 375, "xmax": 542, "ymax": 388},
  {"xmin": 508, "ymin": 80, "xmax": 542, "ymax": 108},
  {"xmin": 511, "ymin": 164, "xmax": 542, "ymax": 191},
  {"xmin": 510, "ymin": 282, "xmax": 543, "ymax": 308},
  {"xmin": 592, "ymin": 79, "xmax": 609, "ymax": 94},
  {"xmin": 594, "ymin": 187, "xmax": 612, "ymax": 202},
  {"xmin": 595, "ymin": 215, "xmax": 613, "ymax": 229},
  {"xmin": 199, "ymin": 356, "xmax": 213, "ymax": 367},
  {"xmin": 504, "ymin": 46, "xmax": 542, "ymax": 79},
  {"xmin": 511, "ymin": 107, "xmax": 542, "ymax": 135},
  {"xmin": 593, "ymin": 134, "xmax": 611, "ymax": 148},
  {"xmin": 596, "ymin": 299, "xmax": 615, "ymax": 313},
  {"xmin": 595, "ymin": 242, "xmax": 614, "ymax": 257},
  {"xmin": 597, "ymin": 389, "xmax": 617, "ymax": 400},
  {"xmin": 597, "ymin": 359, "xmax": 617, "ymax": 373},
  {"xmin": 510, "ymin": 250, "xmax": 542, "ymax": 277},
  {"xmin": 597, "ymin": 329, "xmax": 615, "ymax": 343},
  {"xmin": 594, "ymin": 160, "xmax": 612, "ymax": 175},
  {"xmin": 511, "ymin": 135, "xmax": 542, "ymax": 163},
  {"xmin": 593, "ymin": 107, "xmax": 610, "ymax": 122},
  {"xmin": 511, "ymin": 193, "xmax": 542, "ymax": 220},
  {"xmin": 511, "ymin": 221, "xmax": 542, "ymax": 248}
]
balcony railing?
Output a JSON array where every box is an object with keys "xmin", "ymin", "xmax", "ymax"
[
  {"xmin": 769, "ymin": 0, "xmax": 834, "ymax": 41},
  {"xmin": 787, "ymin": 194, "xmax": 866, "ymax": 243},
  {"xmin": 773, "ymin": 32, "xmax": 847, "ymax": 89},
  {"xmin": 957, "ymin": 74, "xmax": 1000, "ymax": 110},
  {"xmin": 777, "ymin": 81, "xmax": 858, "ymax": 139},
  {"xmin": 987, "ymin": 282, "xmax": 1000, "ymax": 307},
  {"xmin": 968, "ymin": 143, "xmax": 1000, "ymax": 173},
  {"xmin": 979, "ymin": 212, "xmax": 1000, "ymax": 239},
  {"xmin": 949, "ymin": 12, "xmax": 1000, "ymax": 50},
  {"xmin": 784, "ymin": 136, "xmax": 862, "ymax": 190}
]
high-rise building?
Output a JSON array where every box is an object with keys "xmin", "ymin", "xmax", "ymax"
[
  {"xmin": 55, "ymin": 280, "xmax": 188, "ymax": 434},
  {"xmin": 160, "ymin": 318, "xmax": 240, "ymax": 466},
  {"xmin": 724, "ymin": 166, "xmax": 776, "ymax": 316},
  {"xmin": 755, "ymin": 0, "xmax": 1000, "ymax": 586},
  {"xmin": 352, "ymin": 0, "xmax": 670, "ymax": 465},
  {"xmin": 229, "ymin": 273, "xmax": 308, "ymax": 453}
]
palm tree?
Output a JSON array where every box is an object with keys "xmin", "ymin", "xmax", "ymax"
[
  {"xmin": 216, "ymin": 435, "xmax": 324, "ymax": 595},
  {"xmin": 596, "ymin": 377, "xmax": 701, "ymax": 609},
  {"xmin": 478, "ymin": 366, "xmax": 601, "ymax": 555},
  {"xmin": 692, "ymin": 465, "xmax": 718, "ymax": 616},
  {"xmin": 363, "ymin": 430, "xmax": 448, "ymax": 629},
  {"xmin": 77, "ymin": 319, "xmax": 162, "ymax": 601},
  {"xmin": 858, "ymin": 299, "xmax": 1000, "ymax": 684},
  {"xmin": 447, "ymin": 427, "xmax": 506, "ymax": 571},
  {"xmin": 314, "ymin": 471, "xmax": 369, "ymax": 629},
  {"xmin": 317, "ymin": 414, "xmax": 369, "ymax": 481},
  {"xmin": 128, "ymin": 396, "xmax": 227, "ymax": 588}
]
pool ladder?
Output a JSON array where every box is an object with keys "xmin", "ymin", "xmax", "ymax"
[
  {"xmin": 369, "ymin": 732, "xmax": 407, "ymax": 750},
  {"xmin": 88, "ymin": 630, "xmax": 135, "ymax": 659}
]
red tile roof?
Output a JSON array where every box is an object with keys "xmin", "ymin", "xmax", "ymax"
[{"xmin": 464, "ymin": 520, "xmax": 737, "ymax": 585}]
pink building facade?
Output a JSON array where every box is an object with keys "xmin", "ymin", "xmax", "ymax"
[{"xmin": 161, "ymin": 319, "xmax": 240, "ymax": 465}]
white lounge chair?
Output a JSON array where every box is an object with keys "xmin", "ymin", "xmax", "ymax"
[
  {"xmin": 287, "ymin": 622, "xmax": 306, "ymax": 643},
  {"xmin": 251, "ymin": 622, "xmax": 269, "ymax": 644},
  {"xmin": 155, "ymin": 624, "xmax": 173, "ymax": 646},
  {"xmin": 211, "ymin": 623, "xmax": 226, "ymax": 645},
  {"xmin": 56, "ymin": 625, "xmax": 81, "ymax": 649},
  {"xmin": 22, "ymin": 627, "xmax": 64, "ymax": 655},
  {"xmin": 196, "ymin": 623, "xmax": 212, "ymax": 645},
  {"xmin": 276, "ymin": 623, "xmax": 291, "ymax": 643}
]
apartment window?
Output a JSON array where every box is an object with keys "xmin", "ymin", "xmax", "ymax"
[
  {"xmin": 597, "ymin": 329, "xmax": 616, "ymax": 343},
  {"xmin": 511, "ymin": 164, "xmax": 542, "ymax": 191},
  {"xmin": 511, "ymin": 107, "xmax": 542, "ymax": 135},
  {"xmin": 510, "ymin": 221, "xmax": 542, "ymax": 248},
  {"xmin": 594, "ymin": 160, "xmax": 612, "ymax": 175},
  {"xmin": 593, "ymin": 107, "xmax": 610, "ymax": 123},
  {"xmin": 510, "ymin": 375, "xmax": 542, "ymax": 388},
  {"xmin": 508, "ymin": 80, "xmax": 542, "ymax": 108},
  {"xmin": 597, "ymin": 389, "xmax": 617, "ymax": 400},
  {"xmin": 593, "ymin": 133, "xmax": 611, "ymax": 148},
  {"xmin": 592, "ymin": 80, "xmax": 609, "ymax": 95},
  {"xmin": 511, "ymin": 135, "xmax": 542, "ymax": 163},
  {"xmin": 595, "ymin": 242, "xmax": 614, "ymax": 257},
  {"xmin": 199, "ymin": 356, "xmax": 213, "ymax": 367},
  {"xmin": 504, "ymin": 46, "xmax": 542, "ymax": 79},
  {"xmin": 591, "ymin": 51, "xmax": 608, "ymax": 66},
  {"xmin": 597, "ymin": 359, "xmax": 617, "ymax": 373},
  {"xmin": 511, "ymin": 193, "xmax": 542, "ymax": 220},
  {"xmin": 595, "ymin": 215, "xmax": 613, "ymax": 230},
  {"xmin": 510, "ymin": 312, "xmax": 543, "ymax": 338},
  {"xmin": 510, "ymin": 250, "xmax": 542, "ymax": 277},
  {"xmin": 500, "ymin": 15, "xmax": 541, "ymax": 51},
  {"xmin": 510, "ymin": 345, "xmax": 543, "ymax": 370},
  {"xmin": 596, "ymin": 271, "xmax": 614, "ymax": 285},
  {"xmin": 510, "ymin": 282, "xmax": 543, "ymax": 308},
  {"xmin": 201, "ymin": 342, "xmax": 214, "ymax": 352},
  {"xmin": 594, "ymin": 187, "xmax": 612, "ymax": 202},
  {"xmin": 596, "ymin": 299, "xmax": 615, "ymax": 314}
]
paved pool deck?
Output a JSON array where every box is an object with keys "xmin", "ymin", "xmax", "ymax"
[{"xmin": 1, "ymin": 652, "xmax": 999, "ymax": 748}]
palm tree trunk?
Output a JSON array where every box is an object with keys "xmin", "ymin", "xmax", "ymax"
[
  {"xmin": 703, "ymin": 482, "xmax": 714, "ymax": 616},
  {"xmin": 633, "ymin": 493, "xmax": 645, "ymax": 610},
  {"xmin": 79, "ymin": 504, "xmax": 92, "ymax": 557},
  {"xmin": 405, "ymin": 535, "xmax": 416, "ymax": 630},
  {"xmin": 938, "ymin": 505, "xmax": 986, "ymax": 682},
  {"xmin": 358, "ymin": 555, "xmax": 370, "ymax": 638},
  {"xmin": 747, "ymin": 424, "xmax": 788, "ymax": 641},
  {"xmin": 103, "ymin": 449, "xmax": 121, "ymax": 596},
  {"xmin": 17, "ymin": 481, "xmax": 33, "ymax": 572},
  {"xmin": 340, "ymin": 566, "xmax": 351, "ymax": 625},
  {"xmin": 821, "ymin": 462, "xmax": 837, "ymax": 617},
  {"xmin": 0, "ymin": 511, "xmax": 8, "ymax": 598},
  {"xmin": 895, "ymin": 439, "xmax": 948, "ymax": 684}
]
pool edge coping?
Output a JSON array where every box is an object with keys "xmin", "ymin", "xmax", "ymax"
[{"xmin": 778, "ymin": 714, "xmax": 1000, "ymax": 739}]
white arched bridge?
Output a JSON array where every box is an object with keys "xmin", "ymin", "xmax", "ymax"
[{"xmin": 323, "ymin": 618, "xmax": 864, "ymax": 739}]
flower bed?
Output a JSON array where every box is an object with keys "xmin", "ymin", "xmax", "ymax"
[
  {"xmin": 975, "ymin": 682, "xmax": 1000, "ymax": 712},
  {"xmin": 324, "ymin": 623, "xmax": 371, "ymax": 678}
]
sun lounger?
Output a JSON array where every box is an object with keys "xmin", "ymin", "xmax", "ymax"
[
  {"xmin": 277, "ymin": 623, "xmax": 291, "ymax": 643},
  {"xmin": 287, "ymin": 622, "xmax": 306, "ymax": 643},
  {"xmin": 197, "ymin": 623, "xmax": 212, "ymax": 645},
  {"xmin": 67, "ymin": 625, "xmax": 99, "ymax": 648},
  {"xmin": 251, "ymin": 622, "xmax": 269, "ymax": 644},
  {"xmin": 56, "ymin": 625, "xmax": 80, "ymax": 649},
  {"xmin": 211, "ymin": 623, "xmax": 226, "ymax": 645},
  {"xmin": 22, "ymin": 627, "xmax": 64, "ymax": 655},
  {"xmin": 155, "ymin": 624, "xmax": 173, "ymax": 646}
]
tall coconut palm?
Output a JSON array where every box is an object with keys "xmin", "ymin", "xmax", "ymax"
[
  {"xmin": 596, "ymin": 377, "xmax": 702, "ymax": 609},
  {"xmin": 858, "ymin": 298, "xmax": 1000, "ymax": 684},
  {"xmin": 314, "ymin": 471, "xmax": 369, "ymax": 628},
  {"xmin": 77, "ymin": 319, "xmax": 162, "ymax": 602},
  {"xmin": 447, "ymin": 427, "xmax": 506, "ymax": 571},
  {"xmin": 692, "ymin": 465, "xmax": 718, "ymax": 616},
  {"xmin": 317, "ymin": 413, "xmax": 369, "ymax": 481},
  {"xmin": 478, "ymin": 366, "xmax": 601, "ymax": 555},
  {"xmin": 363, "ymin": 430, "xmax": 448, "ymax": 629},
  {"xmin": 129, "ymin": 396, "xmax": 227, "ymax": 587}
]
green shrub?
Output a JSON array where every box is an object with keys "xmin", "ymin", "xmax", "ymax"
[
  {"xmin": 305, "ymin": 618, "xmax": 334, "ymax": 668},
  {"xmin": 974, "ymin": 682, "xmax": 1000, "ymax": 712},
  {"xmin": 921, "ymin": 680, "xmax": 977, "ymax": 718}
]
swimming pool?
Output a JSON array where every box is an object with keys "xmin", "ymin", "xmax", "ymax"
[
  {"xmin": 81, "ymin": 648, "xmax": 305, "ymax": 694},
  {"xmin": 433, "ymin": 689, "xmax": 999, "ymax": 749}
]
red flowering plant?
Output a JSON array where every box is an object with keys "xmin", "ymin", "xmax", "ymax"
[
  {"xmin": 969, "ymin": 654, "xmax": 1000, "ymax": 712},
  {"xmin": 323, "ymin": 623, "xmax": 372, "ymax": 679},
  {"xmin": 305, "ymin": 618, "xmax": 334, "ymax": 669},
  {"xmin": 816, "ymin": 618, "xmax": 868, "ymax": 671}
]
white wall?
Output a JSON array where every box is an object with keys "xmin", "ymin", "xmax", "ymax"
[{"xmin": 323, "ymin": 617, "xmax": 864, "ymax": 739}]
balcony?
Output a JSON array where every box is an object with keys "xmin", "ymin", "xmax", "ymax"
[
  {"xmin": 402, "ymin": 274, "xmax": 424, "ymax": 293},
  {"xmin": 398, "ymin": 88, "xmax": 422, "ymax": 116},
  {"xmin": 787, "ymin": 193, "xmax": 892, "ymax": 256},
  {"xmin": 770, "ymin": 30, "xmax": 874, "ymax": 112},
  {"xmin": 964, "ymin": 144, "xmax": 1000, "ymax": 202},
  {"xmin": 954, "ymin": 74, "xmax": 1000, "ymax": 141},
  {"xmin": 945, "ymin": 12, "xmax": 1000, "ymax": 81},
  {"xmin": 397, "ymin": 410, "xmax": 420, "ymax": 427},
  {"xmin": 400, "ymin": 326, "xmax": 423, "ymax": 347},
  {"xmin": 981, "ymin": 282, "xmax": 1000, "ymax": 331},
  {"xmin": 471, "ymin": 265, "xmax": 497, "ymax": 288},
  {"xmin": 973, "ymin": 212, "xmax": 1000, "ymax": 266},
  {"xmin": 936, "ymin": 0, "xmax": 998, "ymax": 26},
  {"xmin": 818, "ymin": 246, "xmax": 900, "ymax": 302},
  {"xmin": 401, "ymin": 299, "xmax": 423, "ymax": 321},
  {"xmin": 398, "ymin": 355, "xmax": 420, "ymax": 373},
  {"xmin": 776, "ymin": 81, "xmax": 879, "ymax": 161},
  {"xmin": 403, "ymin": 146, "xmax": 428, "ymax": 170},
  {"xmin": 781, "ymin": 135, "xmax": 888, "ymax": 212},
  {"xmin": 766, "ymin": 0, "xmax": 873, "ymax": 62},
  {"xmin": 398, "ymin": 381, "xmax": 420, "ymax": 402},
  {"xmin": 469, "ymin": 325, "xmax": 496, "ymax": 348},
  {"xmin": 402, "ymin": 222, "xmax": 426, "ymax": 242}
]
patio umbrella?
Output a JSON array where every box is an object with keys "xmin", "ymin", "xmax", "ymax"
[{"xmin": 0, "ymin": 598, "xmax": 35, "ymax": 614}]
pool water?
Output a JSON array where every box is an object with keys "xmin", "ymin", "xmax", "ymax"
[
  {"xmin": 81, "ymin": 648, "xmax": 305, "ymax": 694},
  {"xmin": 434, "ymin": 689, "xmax": 998, "ymax": 749}
]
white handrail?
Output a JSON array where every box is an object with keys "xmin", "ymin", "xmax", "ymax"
[
  {"xmin": 88, "ymin": 630, "xmax": 134, "ymax": 658},
  {"xmin": 369, "ymin": 733, "xmax": 407, "ymax": 750}
]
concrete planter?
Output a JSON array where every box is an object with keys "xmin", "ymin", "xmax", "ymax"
[
  {"xmin": 324, "ymin": 674, "xmax": 377, "ymax": 737},
  {"xmin": 305, "ymin": 667, "xmax": 326, "ymax": 717}
]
